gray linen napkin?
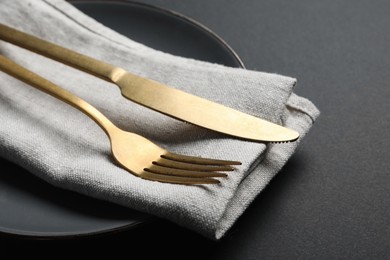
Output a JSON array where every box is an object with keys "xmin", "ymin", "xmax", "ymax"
[{"xmin": 0, "ymin": 0, "xmax": 319, "ymax": 239}]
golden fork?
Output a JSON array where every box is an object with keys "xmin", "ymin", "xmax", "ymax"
[{"xmin": 0, "ymin": 55, "xmax": 241, "ymax": 185}]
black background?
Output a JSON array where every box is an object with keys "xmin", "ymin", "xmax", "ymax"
[{"xmin": 1, "ymin": 0, "xmax": 389, "ymax": 258}]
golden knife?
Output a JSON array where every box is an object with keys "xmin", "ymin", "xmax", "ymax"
[{"xmin": 0, "ymin": 23, "xmax": 299, "ymax": 143}]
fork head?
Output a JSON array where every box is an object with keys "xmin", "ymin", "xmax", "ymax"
[{"xmin": 109, "ymin": 128, "xmax": 241, "ymax": 185}]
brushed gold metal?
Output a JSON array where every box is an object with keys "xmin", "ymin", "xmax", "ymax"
[
  {"xmin": 0, "ymin": 23, "xmax": 299, "ymax": 143},
  {"xmin": 0, "ymin": 55, "xmax": 241, "ymax": 185}
]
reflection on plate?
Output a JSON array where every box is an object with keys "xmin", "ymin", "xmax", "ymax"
[{"xmin": 0, "ymin": 0, "xmax": 244, "ymax": 239}]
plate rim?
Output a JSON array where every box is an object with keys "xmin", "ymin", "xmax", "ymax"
[
  {"xmin": 0, "ymin": 0, "xmax": 245, "ymax": 240},
  {"xmin": 0, "ymin": 221, "xmax": 148, "ymax": 240},
  {"xmin": 69, "ymin": 0, "xmax": 246, "ymax": 69}
]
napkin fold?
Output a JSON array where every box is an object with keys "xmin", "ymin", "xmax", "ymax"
[{"xmin": 0, "ymin": 0, "xmax": 319, "ymax": 239}]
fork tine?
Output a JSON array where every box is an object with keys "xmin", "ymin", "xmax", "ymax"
[
  {"xmin": 145, "ymin": 164, "xmax": 228, "ymax": 178},
  {"xmin": 140, "ymin": 171, "xmax": 220, "ymax": 185},
  {"xmin": 153, "ymin": 157, "xmax": 235, "ymax": 172},
  {"xmin": 162, "ymin": 152, "xmax": 242, "ymax": 166}
]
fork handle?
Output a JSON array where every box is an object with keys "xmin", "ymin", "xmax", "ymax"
[
  {"xmin": 0, "ymin": 55, "xmax": 116, "ymax": 136},
  {"xmin": 0, "ymin": 23, "xmax": 117, "ymax": 82}
]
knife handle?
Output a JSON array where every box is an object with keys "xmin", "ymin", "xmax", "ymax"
[{"xmin": 0, "ymin": 23, "xmax": 116, "ymax": 82}]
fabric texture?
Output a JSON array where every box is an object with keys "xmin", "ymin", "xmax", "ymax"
[{"xmin": 0, "ymin": 0, "xmax": 319, "ymax": 239}]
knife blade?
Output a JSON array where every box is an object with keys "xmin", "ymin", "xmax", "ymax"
[{"xmin": 0, "ymin": 23, "xmax": 299, "ymax": 142}]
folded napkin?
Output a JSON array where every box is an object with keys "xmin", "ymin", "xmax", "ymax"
[{"xmin": 0, "ymin": 0, "xmax": 319, "ymax": 239}]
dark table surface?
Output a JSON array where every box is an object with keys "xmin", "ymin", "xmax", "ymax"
[{"xmin": 2, "ymin": 0, "xmax": 389, "ymax": 258}]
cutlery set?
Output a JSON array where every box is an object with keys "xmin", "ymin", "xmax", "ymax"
[{"xmin": 0, "ymin": 23, "xmax": 299, "ymax": 184}]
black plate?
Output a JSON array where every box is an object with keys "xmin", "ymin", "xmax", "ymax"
[{"xmin": 0, "ymin": 0, "xmax": 244, "ymax": 239}]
